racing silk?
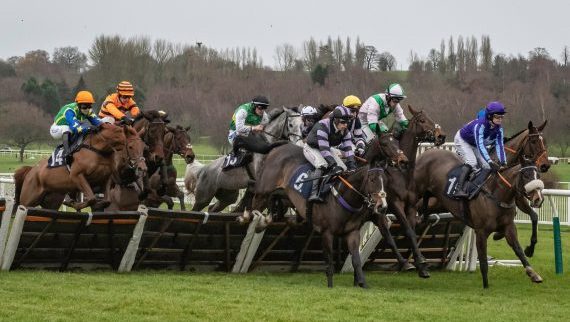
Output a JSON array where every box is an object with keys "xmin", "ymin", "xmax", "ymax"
[
  {"xmin": 98, "ymin": 93, "xmax": 140, "ymax": 120},
  {"xmin": 459, "ymin": 118, "xmax": 506, "ymax": 163},
  {"xmin": 306, "ymin": 118, "xmax": 355, "ymax": 166},
  {"xmin": 54, "ymin": 103, "xmax": 102, "ymax": 135},
  {"xmin": 228, "ymin": 102, "xmax": 269, "ymax": 137},
  {"xmin": 358, "ymin": 93, "xmax": 408, "ymax": 133},
  {"xmin": 301, "ymin": 121, "xmax": 316, "ymax": 139},
  {"xmin": 349, "ymin": 117, "xmax": 365, "ymax": 147}
]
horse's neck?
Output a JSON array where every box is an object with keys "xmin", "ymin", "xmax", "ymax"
[
  {"xmin": 483, "ymin": 167, "xmax": 518, "ymax": 203},
  {"xmin": 163, "ymin": 132, "xmax": 175, "ymax": 165},
  {"xmin": 263, "ymin": 112, "xmax": 285, "ymax": 142},
  {"xmin": 86, "ymin": 131, "xmax": 115, "ymax": 154},
  {"xmin": 502, "ymin": 130, "xmax": 529, "ymax": 165},
  {"xmin": 399, "ymin": 130, "xmax": 419, "ymax": 167}
]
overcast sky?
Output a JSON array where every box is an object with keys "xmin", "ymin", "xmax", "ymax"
[{"xmin": 1, "ymin": 0, "xmax": 569, "ymax": 69}]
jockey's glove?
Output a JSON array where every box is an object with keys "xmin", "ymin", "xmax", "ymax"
[
  {"xmin": 378, "ymin": 124, "xmax": 389, "ymax": 133},
  {"xmin": 346, "ymin": 160, "xmax": 356, "ymax": 171},
  {"xmin": 329, "ymin": 165, "xmax": 344, "ymax": 177},
  {"xmin": 355, "ymin": 147, "xmax": 365, "ymax": 157},
  {"xmin": 488, "ymin": 160, "xmax": 500, "ymax": 172},
  {"xmin": 121, "ymin": 116, "xmax": 135, "ymax": 125}
]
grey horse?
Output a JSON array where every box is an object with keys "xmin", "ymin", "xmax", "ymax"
[{"xmin": 189, "ymin": 106, "xmax": 303, "ymax": 212}]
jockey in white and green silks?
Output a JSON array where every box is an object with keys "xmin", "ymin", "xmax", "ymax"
[{"xmin": 358, "ymin": 83, "xmax": 409, "ymax": 143}]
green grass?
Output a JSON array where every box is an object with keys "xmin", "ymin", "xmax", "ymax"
[
  {"xmin": 550, "ymin": 163, "xmax": 570, "ymax": 183},
  {"xmin": 0, "ymin": 225, "xmax": 568, "ymax": 321}
]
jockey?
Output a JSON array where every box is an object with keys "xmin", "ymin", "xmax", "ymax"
[
  {"xmin": 342, "ymin": 95, "xmax": 366, "ymax": 157},
  {"xmin": 300, "ymin": 105, "xmax": 320, "ymax": 140},
  {"xmin": 304, "ymin": 105, "xmax": 357, "ymax": 202},
  {"xmin": 98, "ymin": 81, "xmax": 140, "ymax": 125},
  {"xmin": 228, "ymin": 95, "xmax": 270, "ymax": 154},
  {"xmin": 50, "ymin": 91, "xmax": 102, "ymax": 163},
  {"xmin": 453, "ymin": 101, "xmax": 507, "ymax": 198},
  {"xmin": 358, "ymin": 83, "xmax": 408, "ymax": 143}
]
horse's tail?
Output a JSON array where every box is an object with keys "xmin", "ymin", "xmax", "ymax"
[
  {"xmin": 14, "ymin": 166, "xmax": 33, "ymax": 206},
  {"xmin": 184, "ymin": 160, "xmax": 204, "ymax": 194}
]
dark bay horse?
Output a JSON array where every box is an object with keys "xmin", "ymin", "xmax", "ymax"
[
  {"xmin": 143, "ymin": 125, "xmax": 195, "ymax": 210},
  {"xmin": 369, "ymin": 105, "xmax": 446, "ymax": 277},
  {"xmin": 16, "ymin": 123, "xmax": 127, "ymax": 210},
  {"xmin": 245, "ymin": 143, "xmax": 392, "ymax": 288},
  {"xmin": 189, "ymin": 107, "xmax": 302, "ymax": 212},
  {"xmin": 415, "ymin": 149, "xmax": 545, "ymax": 288},
  {"xmin": 419, "ymin": 120, "xmax": 549, "ymax": 257}
]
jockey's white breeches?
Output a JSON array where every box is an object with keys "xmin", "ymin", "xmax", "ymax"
[
  {"xmin": 454, "ymin": 131, "xmax": 490, "ymax": 170},
  {"xmin": 302, "ymin": 143, "xmax": 347, "ymax": 171},
  {"xmin": 50, "ymin": 123, "xmax": 71, "ymax": 140}
]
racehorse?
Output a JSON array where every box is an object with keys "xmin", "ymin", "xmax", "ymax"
[
  {"xmin": 16, "ymin": 123, "xmax": 128, "ymax": 210},
  {"xmin": 244, "ymin": 135, "xmax": 404, "ymax": 287},
  {"xmin": 189, "ymin": 106, "xmax": 302, "ymax": 212},
  {"xmin": 369, "ymin": 105, "xmax": 446, "ymax": 277},
  {"xmin": 14, "ymin": 125, "xmax": 147, "ymax": 212},
  {"xmin": 414, "ymin": 149, "xmax": 544, "ymax": 288},
  {"xmin": 419, "ymin": 120, "xmax": 549, "ymax": 257}
]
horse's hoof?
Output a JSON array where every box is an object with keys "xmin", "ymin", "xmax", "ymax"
[
  {"xmin": 401, "ymin": 262, "xmax": 416, "ymax": 272},
  {"xmin": 493, "ymin": 232, "xmax": 505, "ymax": 241},
  {"xmin": 526, "ymin": 267, "xmax": 543, "ymax": 283},
  {"xmin": 524, "ymin": 246, "xmax": 535, "ymax": 257},
  {"xmin": 418, "ymin": 270, "xmax": 431, "ymax": 279}
]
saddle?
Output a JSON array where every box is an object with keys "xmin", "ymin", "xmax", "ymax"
[
  {"xmin": 288, "ymin": 163, "xmax": 333, "ymax": 199},
  {"xmin": 47, "ymin": 135, "xmax": 84, "ymax": 168},
  {"xmin": 445, "ymin": 165, "xmax": 491, "ymax": 200}
]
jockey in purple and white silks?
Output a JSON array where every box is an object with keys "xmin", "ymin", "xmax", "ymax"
[
  {"xmin": 452, "ymin": 101, "xmax": 507, "ymax": 197},
  {"xmin": 358, "ymin": 83, "xmax": 408, "ymax": 143},
  {"xmin": 304, "ymin": 106, "xmax": 356, "ymax": 202}
]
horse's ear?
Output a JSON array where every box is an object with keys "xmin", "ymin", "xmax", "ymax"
[
  {"xmin": 166, "ymin": 125, "xmax": 176, "ymax": 132},
  {"xmin": 537, "ymin": 119, "xmax": 547, "ymax": 131},
  {"xmin": 408, "ymin": 105, "xmax": 419, "ymax": 115},
  {"xmin": 528, "ymin": 121, "xmax": 534, "ymax": 130},
  {"xmin": 185, "ymin": 126, "xmax": 191, "ymax": 132}
]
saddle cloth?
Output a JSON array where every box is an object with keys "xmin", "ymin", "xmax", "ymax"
[
  {"xmin": 222, "ymin": 151, "xmax": 253, "ymax": 171},
  {"xmin": 47, "ymin": 135, "xmax": 84, "ymax": 168},
  {"xmin": 288, "ymin": 163, "xmax": 333, "ymax": 199},
  {"xmin": 445, "ymin": 165, "xmax": 490, "ymax": 200}
]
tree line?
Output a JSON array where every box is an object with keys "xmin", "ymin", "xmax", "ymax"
[{"xmin": 0, "ymin": 34, "xmax": 568, "ymax": 160}]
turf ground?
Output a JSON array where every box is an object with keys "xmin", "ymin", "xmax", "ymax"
[{"xmin": 0, "ymin": 224, "xmax": 568, "ymax": 321}]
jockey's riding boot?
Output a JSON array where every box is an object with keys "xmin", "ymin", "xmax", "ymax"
[
  {"xmin": 62, "ymin": 132, "xmax": 73, "ymax": 165},
  {"xmin": 308, "ymin": 168, "xmax": 324, "ymax": 203},
  {"xmin": 453, "ymin": 164, "xmax": 472, "ymax": 198}
]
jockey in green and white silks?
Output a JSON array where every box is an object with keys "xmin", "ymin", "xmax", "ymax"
[
  {"xmin": 358, "ymin": 83, "xmax": 409, "ymax": 143},
  {"xmin": 228, "ymin": 96, "xmax": 270, "ymax": 152}
]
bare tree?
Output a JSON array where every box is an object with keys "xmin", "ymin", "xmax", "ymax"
[
  {"xmin": 457, "ymin": 36, "xmax": 466, "ymax": 73},
  {"xmin": 302, "ymin": 38, "xmax": 318, "ymax": 71},
  {"xmin": 377, "ymin": 52, "xmax": 396, "ymax": 71},
  {"xmin": 480, "ymin": 35, "xmax": 493, "ymax": 71},
  {"xmin": 53, "ymin": 47, "xmax": 87, "ymax": 73},
  {"xmin": 363, "ymin": 45, "xmax": 378, "ymax": 71},
  {"xmin": 274, "ymin": 43, "xmax": 297, "ymax": 71},
  {"xmin": 562, "ymin": 45, "xmax": 569, "ymax": 67},
  {"xmin": 0, "ymin": 102, "xmax": 50, "ymax": 162},
  {"xmin": 447, "ymin": 36, "xmax": 456, "ymax": 73}
]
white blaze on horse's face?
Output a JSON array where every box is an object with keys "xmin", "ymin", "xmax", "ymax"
[{"xmin": 521, "ymin": 166, "xmax": 545, "ymax": 208}]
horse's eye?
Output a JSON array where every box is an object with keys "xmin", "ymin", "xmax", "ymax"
[{"xmin": 420, "ymin": 119, "xmax": 425, "ymax": 123}]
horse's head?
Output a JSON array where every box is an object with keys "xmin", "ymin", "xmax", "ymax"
[
  {"xmin": 264, "ymin": 106, "xmax": 303, "ymax": 143},
  {"xmin": 368, "ymin": 132, "xmax": 408, "ymax": 167},
  {"xmin": 136, "ymin": 111, "xmax": 166, "ymax": 163},
  {"xmin": 524, "ymin": 120, "xmax": 550, "ymax": 173},
  {"xmin": 407, "ymin": 105, "xmax": 446, "ymax": 146},
  {"xmin": 166, "ymin": 125, "xmax": 195, "ymax": 164},
  {"xmin": 364, "ymin": 167, "xmax": 389, "ymax": 215},
  {"xmin": 122, "ymin": 125, "xmax": 147, "ymax": 178},
  {"xmin": 515, "ymin": 158, "xmax": 545, "ymax": 208}
]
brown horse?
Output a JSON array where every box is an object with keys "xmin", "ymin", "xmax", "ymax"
[
  {"xmin": 369, "ymin": 105, "xmax": 446, "ymax": 277},
  {"xmin": 414, "ymin": 149, "xmax": 544, "ymax": 288},
  {"xmin": 14, "ymin": 125, "xmax": 147, "ymax": 212},
  {"xmin": 16, "ymin": 123, "xmax": 127, "ymax": 210}
]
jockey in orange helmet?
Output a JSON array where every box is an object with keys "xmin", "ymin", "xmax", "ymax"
[{"xmin": 98, "ymin": 81, "xmax": 140, "ymax": 125}]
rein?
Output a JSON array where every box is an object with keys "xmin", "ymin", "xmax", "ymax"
[{"xmin": 334, "ymin": 168, "xmax": 386, "ymax": 213}]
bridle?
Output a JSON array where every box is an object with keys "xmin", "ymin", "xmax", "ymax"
[
  {"xmin": 409, "ymin": 111, "xmax": 442, "ymax": 143},
  {"xmin": 504, "ymin": 130, "xmax": 548, "ymax": 169},
  {"xmin": 481, "ymin": 164, "xmax": 543, "ymax": 208},
  {"xmin": 332, "ymin": 167, "xmax": 387, "ymax": 213},
  {"xmin": 263, "ymin": 110, "xmax": 303, "ymax": 142}
]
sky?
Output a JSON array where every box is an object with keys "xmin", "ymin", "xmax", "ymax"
[{"xmin": 1, "ymin": 0, "xmax": 569, "ymax": 69}]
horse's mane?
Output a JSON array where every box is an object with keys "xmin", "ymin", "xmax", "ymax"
[
  {"xmin": 504, "ymin": 128, "xmax": 528, "ymax": 142},
  {"xmin": 267, "ymin": 106, "xmax": 284, "ymax": 120},
  {"xmin": 134, "ymin": 110, "xmax": 163, "ymax": 121}
]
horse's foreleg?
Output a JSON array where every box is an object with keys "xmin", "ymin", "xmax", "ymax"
[
  {"xmin": 69, "ymin": 173, "xmax": 100, "ymax": 210},
  {"xmin": 475, "ymin": 229, "xmax": 490, "ymax": 289},
  {"xmin": 393, "ymin": 202, "xmax": 430, "ymax": 278},
  {"xmin": 516, "ymin": 197, "xmax": 538, "ymax": 257},
  {"xmin": 504, "ymin": 222, "xmax": 543, "ymax": 284},
  {"xmin": 375, "ymin": 214, "xmax": 413, "ymax": 271},
  {"xmin": 321, "ymin": 231, "xmax": 335, "ymax": 288},
  {"xmin": 347, "ymin": 229, "xmax": 367, "ymax": 288}
]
